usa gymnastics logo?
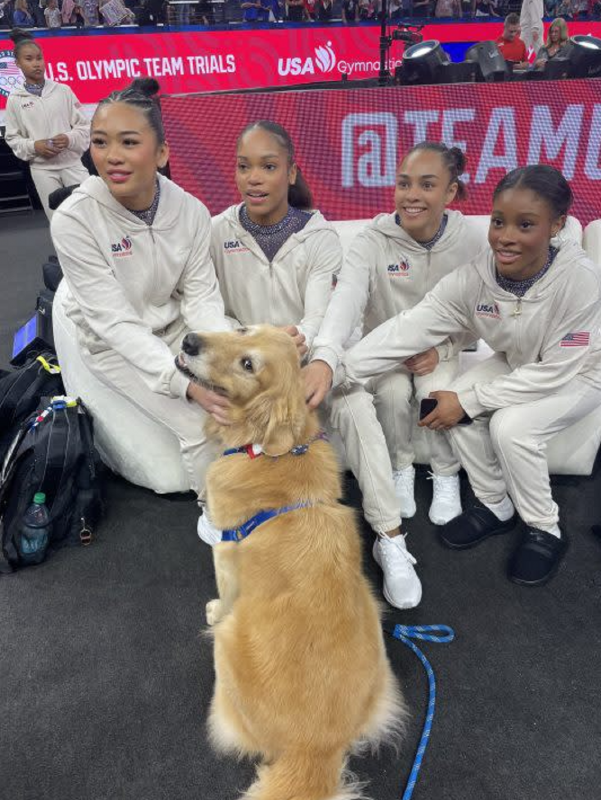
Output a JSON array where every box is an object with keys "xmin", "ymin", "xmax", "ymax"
[
  {"xmin": 278, "ymin": 42, "xmax": 337, "ymax": 77},
  {"xmin": 387, "ymin": 259, "xmax": 410, "ymax": 277},
  {"xmin": 0, "ymin": 51, "xmax": 24, "ymax": 99},
  {"xmin": 224, "ymin": 240, "xmax": 250, "ymax": 254},
  {"xmin": 111, "ymin": 236, "xmax": 133, "ymax": 257},
  {"xmin": 476, "ymin": 302, "xmax": 501, "ymax": 319}
]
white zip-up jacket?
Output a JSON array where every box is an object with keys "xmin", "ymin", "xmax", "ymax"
[
  {"xmin": 51, "ymin": 174, "xmax": 230, "ymax": 399},
  {"xmin": 340, "ymin": 239, "xmax": 601, "ymax": 418},
  {"xmin": 311, "ymin": 209, "xmax": 485, "ymax": 373},
  {"xmin": 4, "ymin": 80, "xmax": 90, "ymax": 170},
  {"xmin": 210, "ymin": 204, "xmax": 342, "ymax": 348}
]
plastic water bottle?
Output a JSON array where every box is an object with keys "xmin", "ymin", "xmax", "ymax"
[{"xmin": 19, "ymin": 493, "xmax": 51, "ymax": 566}]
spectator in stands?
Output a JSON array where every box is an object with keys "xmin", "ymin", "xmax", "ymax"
[
  {"xmin": 51, "ymin": 78, "xmax": 232, "ymax": 512},
  {"xmin": 0, "ymin": 1, "xmax": 13, "ymax": 28},
  {"xmin": 555, "ymin": 0, "xmax": 573, "ymax": 15},
  {"xmin": 12, "ymin": 0, "xmax": 34, "ymax": 25},
  {"xmin": 358, "ymin": 0, "xmax": 379, "ymax": 19},
  {"xmin": 241, "ymin": 0, "xmax": 270, "ymax": 20},
  {"xmin": 304, "ymin": 143, "xmax": 485, "ymax": 609},
  {"xmin": 303, "ymin": 0, "xmax": 317, "ymax": 19},
  {"xmin": 4, "ymin": 29, "xmax": 90, "ymax": 220},
  {"xmin": 285, "ymin": 0, "xmax": 304, "ymax": 19},
  {"xmin": 435, "ymin": 0, "xmax": 461, "ymax": 16},
  {"xmin": 496, "ymin": 13, "xmax": 529, "ymax": 69},
  {"xmin": 534, "ymin": 17, "xmax": 572, "ymax": 66},
  {"xmin": 204, "ymin": 120, "xmax": 342, "ymax": 544},
  {"xmin": 316, "ymin": 0, "xmax": 334, "ymax": 19},
  {"xmin": 44, "ymin": 0, "xmax": 62, "ymax": 25},
  {"xmin": 333, "ymin": 165, "xmax": 600, "ymax": 589},
  {"xmin": 78, "ymin": 0, "xmax": 99, "ymax": 24},
  {"xmin": 341, "ymin": 0, "xmax": 359, "ymax": 21},
  {"xmin": 474, "ymin": 0, "xmax": 499, "ymax": 15}
]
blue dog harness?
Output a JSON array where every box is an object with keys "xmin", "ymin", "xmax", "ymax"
[
  {"xmin": 220, "ymin": 431, "xmax": 327, "ymax": 543},
  {"xmin": 222, "ymin": 503, "xmax": 313, "ymax": 542}
]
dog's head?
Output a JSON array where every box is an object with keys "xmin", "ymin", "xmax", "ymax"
[{"xmin": 176, "ymin": 325, "xmax": 309, "ymax": 457}]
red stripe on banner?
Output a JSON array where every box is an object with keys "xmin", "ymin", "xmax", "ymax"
[
  {"xmin": 162, "ymin": 80, "xmax": 601, "ymax": 225},
  {"xmin": 1, "ymin": 22, "xmax": 601, "ymax": 109}
]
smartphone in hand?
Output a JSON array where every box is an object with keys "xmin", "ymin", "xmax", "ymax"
[{"xmin": 419, "ymin": 397, "xmax": 473, "ymax": 426}]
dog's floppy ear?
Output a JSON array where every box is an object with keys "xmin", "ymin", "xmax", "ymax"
[
  {"xmin": 262, "ymin": 404, "xmax": 297, "ymax": 457},
  {"xmin": 250, "ymin": 375, "xmax": 306, "ymax": 457}
]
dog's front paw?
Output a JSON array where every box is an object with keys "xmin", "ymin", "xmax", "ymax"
[{"xmin": 206, "ymin": 599, "xmax": 223, "ymax": 626}]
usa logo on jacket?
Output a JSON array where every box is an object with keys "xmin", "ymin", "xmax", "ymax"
[
  {"xmin": 224, "ymin": 240, "xmax": 250, "ymax": 254},
  {"xmin": 476, "ymin": 302, "xmax": 501, "ymax": 319},
  {"xmin": 387, "ymin": 259, "xmax": 410, "ymax": 277},
  {"xmin": 111, "ymin": 236, "xmax": 133, "ymax": 258}
]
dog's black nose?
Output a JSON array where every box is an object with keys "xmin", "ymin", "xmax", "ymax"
[{"xmin": 182, "ymin": 333, "xmax": 203, "ymax": 356}]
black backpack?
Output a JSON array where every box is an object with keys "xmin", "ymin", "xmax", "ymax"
[
  {"xmin": 0, "ymin": 353, "xmax": 64, "ymax": 464},
  {"xmin": 0, "ymin": 397, "xmax": 103, "ymax": 574}
]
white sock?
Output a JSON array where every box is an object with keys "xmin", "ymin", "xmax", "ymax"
[
  {"xmin": 534, "ymin": 523, "xmax": 561, "ymax": 538},
  {"xmin": 483, "ymin": 495, "xmax": 515, "ymax": 522}
]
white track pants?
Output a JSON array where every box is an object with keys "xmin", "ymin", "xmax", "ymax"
[
  {"xmin": 329, "ymin": 359, "xmax": 460, "ymax": 533},
  {"xmin": 31, "ymin": 162, "xmax": 90, "ymax": 220},
  {"xmin": 85, "ymin": 332, "xmax": 216, "ymax": 498},
  {"xmin": 447, "ymin": 355, "xmax": 601, "ymax": 529}
]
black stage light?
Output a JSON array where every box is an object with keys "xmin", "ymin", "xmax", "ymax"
[
  {"xmin": 400, "ymin": 40, "xmax": 450, "ymax": 85},
  {"xmin": 568, "ymin": 35, "xmax": 601, "ymax": 78},
  {"xmin": 542, "ymin": 57, "xmax": 570, "ymax": 80},
  {"xmin": 465, "ymin": 41, "xmax": 507, "ymax": 82}
]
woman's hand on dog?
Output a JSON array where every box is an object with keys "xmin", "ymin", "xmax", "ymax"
[
  {"xmin": 187, "ymin": 382, "xmax": 232, "ymax": 425},
  {"xmin": 303, "ymin": 360, "xmax": 333, "ymax": 409},
  {"xmin": 404, "ymin": 347, "xmax": 439, "ymax": 376},
  {"xmin": 280, "ymin": 325, "xmax": 308, "ymax": 358}
]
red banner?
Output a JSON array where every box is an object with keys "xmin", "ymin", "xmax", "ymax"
[
  {"xmin": 1, "ymin": 21, "xmax": 601, "ymax": 110},
  {"xmin": 162, "ymin": 80, "xmax": 601, "ymax": 225}
]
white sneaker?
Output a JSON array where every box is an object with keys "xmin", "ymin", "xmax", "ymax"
[
  {"xmin": 392, "ymin": 465, "xmax": 416, "ymax": 518},
  {"xmin": 197, "ymin": 509, "xmax": 222, "ymax": 546},
  {"xmin": 372, "ymin": 534, "xmax": 422, "ymax": 610},
  {"xmin": 428, "ymin": 473, "xmax": 462, "ymax": 526}
]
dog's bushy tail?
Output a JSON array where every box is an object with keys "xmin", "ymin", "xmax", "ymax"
[{"xmin": 242, "ymin": 748, "xmax": 368, "ymax": 800}]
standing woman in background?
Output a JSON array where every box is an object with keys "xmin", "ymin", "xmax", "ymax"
[
  {"xmin": 204, "ymin": 120, "xmax": 342, "ymax": 543},
  {"xmin": 4, "ymin": 29, "xmax": 90, "ymax": 220}
]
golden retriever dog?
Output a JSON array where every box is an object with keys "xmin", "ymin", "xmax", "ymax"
[{"xmin": 177, "ymin": 325, "xmax": 404, "ymax": 800}]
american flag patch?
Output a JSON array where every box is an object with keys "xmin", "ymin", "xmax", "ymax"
[{"xmin": 560, "ymin": 332, "xmax": 590, "ymax": 347}]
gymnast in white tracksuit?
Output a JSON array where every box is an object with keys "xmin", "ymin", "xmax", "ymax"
[
  {"xmin": 197, "ymin": 120, "xmax": 342, "ymax": 544},
  {"xmin": 305, "ymin": 143, "xmax": 483, "ymax": 609},
  {"xmin": 336, "ymin": 165, "xmax": 601, "ymax": 588},
  {"xmin": 51, "ymin": 79, "xmax": 231, "ymax": 500},
  {"xmin": 4, "ymin": 29, "xmax": 90, "ymax": 220},
  {"xmin": 210, "ymin": 120, "xmax": 341, "ymax": 350}
]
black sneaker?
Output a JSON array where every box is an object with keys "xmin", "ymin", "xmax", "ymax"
[
  {"xmin": 439, "ymin": 504, "xmax": 516, "ymax": 550},
  {"xmin": 508, "ymin": 527, "xmax": 568, "ymax": 586}
]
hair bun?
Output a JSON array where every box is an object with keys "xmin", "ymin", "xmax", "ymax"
[
  {"xmin": 449, "ymin": 146, "xmax": 467, "ymax": 174},
  {"xmin": 9, "ymin": 28, "xmax": 34, "ymax": 46},
  {"xmin": 129, "ymin": 77, "xmax": 160, "ymax": 98}
]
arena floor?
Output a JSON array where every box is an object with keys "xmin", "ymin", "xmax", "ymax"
[{"xmin": 1, "ymin": 211, "xmax": 600, "ymax": 800}]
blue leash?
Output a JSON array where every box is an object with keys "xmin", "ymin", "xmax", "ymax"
[{"xmin": 386, "ymin": 624, "xmax": 455, "ymax": 800}]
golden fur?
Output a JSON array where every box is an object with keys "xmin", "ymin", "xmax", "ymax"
[{"xmin": 179, "ymin": 325, "xmax": 405, "ymax": 800}]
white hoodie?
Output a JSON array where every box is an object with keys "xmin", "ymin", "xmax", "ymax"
[
  {"xmin": 210, "ymin": 204, "xmax": 342, "ymax": 348},
  {"xmin": 312, "ymin": 209, "xmax": 485, "ymax": 373},
  {"xmin": 4, "ymin": 80, "xmax": 90, "ymax": 170},
  {"xmin": 51, "ymin": 174, "xmax": 230, "ymax": 399},
  {"xmin": 340, "ymin": 240, "xmax": 601, "ymax": 418}
]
